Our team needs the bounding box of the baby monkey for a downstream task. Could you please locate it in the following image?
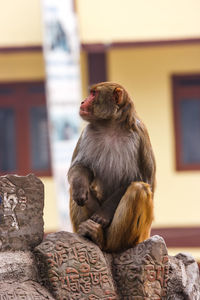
[68,82,156,252]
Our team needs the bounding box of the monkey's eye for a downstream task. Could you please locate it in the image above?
[91,90,96,96]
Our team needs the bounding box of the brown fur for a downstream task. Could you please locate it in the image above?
[68,82,156,252]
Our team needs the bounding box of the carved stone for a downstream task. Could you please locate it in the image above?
[0,174,55,299]
[0,174,44,251]
[35,232,200,300]
[0,251,55,299]
[0,281,55,300]
[112,235,169,299]
[34,231,118,300]
[168,253,200,299]
[0,174,200,299]
[0,251,38,282]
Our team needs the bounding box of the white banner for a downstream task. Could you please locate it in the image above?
[41,0,81,230]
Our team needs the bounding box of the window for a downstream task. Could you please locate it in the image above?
[172,74,200,170]
[0,108,16,171]
[0,81,51,176]
[88,51,107,86]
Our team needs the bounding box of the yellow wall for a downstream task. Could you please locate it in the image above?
[0,52,45,81]
[0,0,42,46]
[108,43,200,227]
[76,0,200,43]
[1,0,200,47]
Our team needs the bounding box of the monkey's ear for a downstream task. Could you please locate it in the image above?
[113,87,123,105]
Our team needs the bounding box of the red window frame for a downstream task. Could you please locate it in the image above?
[0,81,52,176]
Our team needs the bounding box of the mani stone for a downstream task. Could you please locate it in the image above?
[0,251,55,299]
[34,231,118,300]
[35,233,200,300]
[0,174,44,251]
[1,174,199,299]
[111,236,200,299]
[111,235,169,299]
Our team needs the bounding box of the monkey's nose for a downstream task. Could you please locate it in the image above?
[81,101,85,104]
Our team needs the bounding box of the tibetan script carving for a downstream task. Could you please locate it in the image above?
[34,231,117,300]
[0,176,27,230]
[0,174,199,299]
[112,235,168,299]
[0,174,44,251]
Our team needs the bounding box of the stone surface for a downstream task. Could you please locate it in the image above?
[111,235,169,299]
[0,174,199,299]
[167,253,200,299]
[0,251,38,282]
[0,174,44,251]
[0,251,55,299]
[34,231,118,300]
[0,281,55,299]
[35,233,200,300]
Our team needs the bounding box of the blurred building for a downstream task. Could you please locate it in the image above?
[0,0,200,260]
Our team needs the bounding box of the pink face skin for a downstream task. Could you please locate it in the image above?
[79,92,95,118]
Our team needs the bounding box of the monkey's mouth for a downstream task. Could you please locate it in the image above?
[80,97,94,117]
[79,107,91,117]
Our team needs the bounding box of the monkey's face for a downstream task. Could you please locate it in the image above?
[80,83,125,122]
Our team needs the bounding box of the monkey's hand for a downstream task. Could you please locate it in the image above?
[71,178,89,206]
[90,186,127,228]
[78,219,104,250]
[90,212,111,229]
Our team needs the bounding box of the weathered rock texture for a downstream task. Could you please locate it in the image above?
[0,174,55,299]
[168,253,200,299]
[112,235,169,299]
[34,231,117,300]
[35,232,200,300]
[0,251,38,282]
[0,281,55,300]
[0,174,200,300]
[0,174,44,251]
[0,251,55,299]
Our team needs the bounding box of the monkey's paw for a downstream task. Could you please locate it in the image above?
[90,214,110,229]
[78,219,104,250]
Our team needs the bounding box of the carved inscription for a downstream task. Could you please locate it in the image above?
[0,177,27,230]
[0,174,44,251]
[112,236,169,299]
[143,254,169,299]
[35,232,117,300]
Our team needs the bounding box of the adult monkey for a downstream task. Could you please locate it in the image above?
[68,82,156,252]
